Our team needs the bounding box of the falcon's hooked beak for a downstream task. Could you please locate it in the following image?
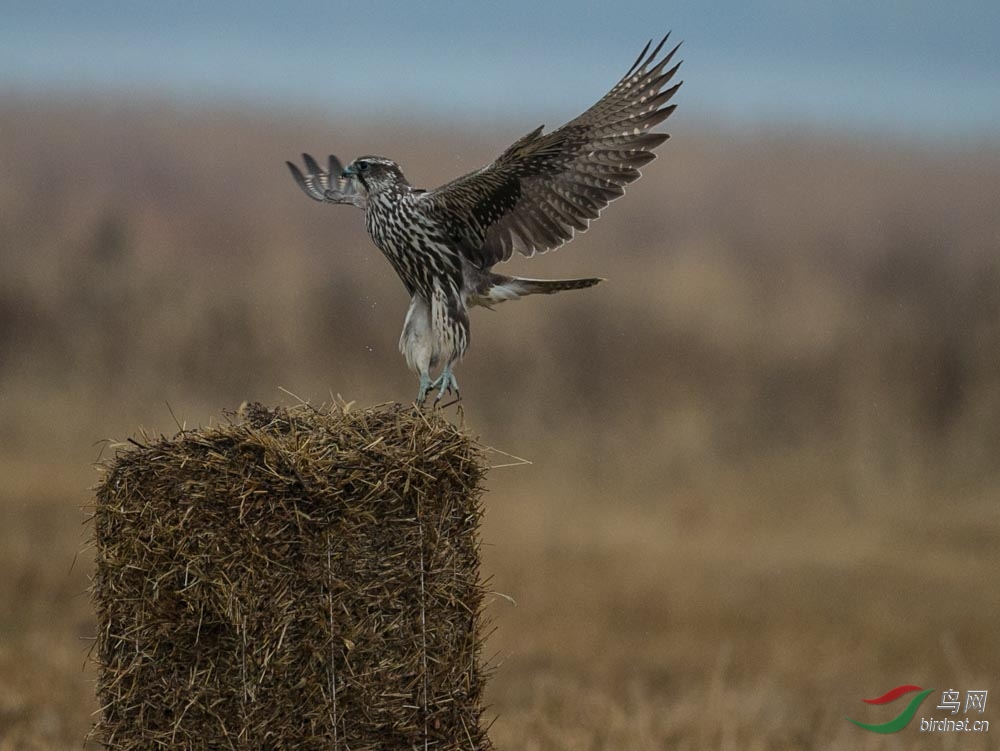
[340,162,368,198]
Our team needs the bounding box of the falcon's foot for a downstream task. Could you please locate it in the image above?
[431,366,460,405]
[415,372,434,407]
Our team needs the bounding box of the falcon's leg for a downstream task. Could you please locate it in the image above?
[400,295,438,406]
[417,372,434,405]
[428,283,469,406]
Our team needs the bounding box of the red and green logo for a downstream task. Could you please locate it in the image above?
[846,685,934,733]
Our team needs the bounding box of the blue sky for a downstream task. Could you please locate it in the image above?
[2,1,999,142]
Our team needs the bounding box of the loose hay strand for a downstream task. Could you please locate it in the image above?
[325,535,339,750]
[91,401,493,750]
[419,515,430,751]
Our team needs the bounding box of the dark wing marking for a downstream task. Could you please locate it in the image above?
[286,153,367,209]
[423,35,681,268]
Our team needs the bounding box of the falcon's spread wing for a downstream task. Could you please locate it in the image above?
[424,35,681,268]
[287,154,368,209]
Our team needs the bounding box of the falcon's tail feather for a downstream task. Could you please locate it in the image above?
[478,274,603,306]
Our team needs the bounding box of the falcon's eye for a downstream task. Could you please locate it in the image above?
[356,161,370,172]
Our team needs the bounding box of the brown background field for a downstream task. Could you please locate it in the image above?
[1,98,998,749]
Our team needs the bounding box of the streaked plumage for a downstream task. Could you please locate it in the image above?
[287,36,682,404]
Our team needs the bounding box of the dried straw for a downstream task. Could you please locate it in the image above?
[91,401,493,750]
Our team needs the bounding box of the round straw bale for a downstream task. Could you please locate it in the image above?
[91,402,492,750]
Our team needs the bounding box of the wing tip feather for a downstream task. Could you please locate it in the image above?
[626,38,654,77]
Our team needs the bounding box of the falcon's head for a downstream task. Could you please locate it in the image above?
[342,156,408,194]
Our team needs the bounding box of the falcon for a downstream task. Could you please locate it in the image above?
[288,36,681,404]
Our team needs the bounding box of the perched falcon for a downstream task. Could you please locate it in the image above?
[288,36,681,404]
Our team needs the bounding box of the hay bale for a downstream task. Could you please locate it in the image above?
[91,402,492,751]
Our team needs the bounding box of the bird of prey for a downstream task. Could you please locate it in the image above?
[288,36,681,405]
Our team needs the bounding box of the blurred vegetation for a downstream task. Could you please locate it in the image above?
[3,98,1000,503]
[0,97,998,749]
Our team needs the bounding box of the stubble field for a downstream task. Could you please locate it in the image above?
[1,98,998,749]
